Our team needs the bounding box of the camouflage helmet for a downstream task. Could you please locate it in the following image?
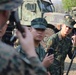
[0,0,23,10]
[63,15,76,28]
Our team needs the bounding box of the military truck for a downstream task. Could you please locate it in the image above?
[18,0,55,26]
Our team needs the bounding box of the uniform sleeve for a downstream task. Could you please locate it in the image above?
[67,39,76,59]
[0,42,48,75]
[0,55,48,75]
[68,46,76,59]
[46,36,53,51]
[28,57,48,75]
[0,54,26,75]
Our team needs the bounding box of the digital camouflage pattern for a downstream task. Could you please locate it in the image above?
[0,41,47,75]
[0,0,23,10]
[16,44,57,74]
[35,44,46,62]
[46,31,74,75]
[16,44,46,62]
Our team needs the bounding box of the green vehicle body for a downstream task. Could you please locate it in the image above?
[18,0,55,26]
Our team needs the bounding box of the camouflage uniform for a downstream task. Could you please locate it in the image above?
[30,18,48,61]
[0,0,47,75]
[46,15,76,75]
[30,18,47,61]
[46,32,73,75]
[16,18,48,62]
[16,44,46,62]
[35,44,46,62]
[16,18,49,73]
[0,41,48,75]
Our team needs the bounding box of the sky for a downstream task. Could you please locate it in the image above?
[51,0,62,3]
[44,0,62,3]
[52,0,62,2]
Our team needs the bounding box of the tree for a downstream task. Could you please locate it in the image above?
[62,0,76,11]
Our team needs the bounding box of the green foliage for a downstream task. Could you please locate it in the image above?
[62,0,76,11]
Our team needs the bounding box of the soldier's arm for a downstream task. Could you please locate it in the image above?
[46,36,53,52]
[28,57,48,75]
[68,34,76,59]
[68,46,76,59]
[67,46,73,59]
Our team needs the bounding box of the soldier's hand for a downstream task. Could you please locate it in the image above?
[16,27,37,57]
[42,53,54,68]
[47,71,51,75]
[71,34,76,47]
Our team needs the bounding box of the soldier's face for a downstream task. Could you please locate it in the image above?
[30,27,46,42]
[0,10,10,39]
[61,24,72,37]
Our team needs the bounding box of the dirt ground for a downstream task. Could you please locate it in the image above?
[64,56,76,75]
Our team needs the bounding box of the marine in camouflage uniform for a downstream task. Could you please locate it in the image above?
[30,18,47,61]
[16,18,54,75]
[0,0,48,75]
[46,15,76,75]
[16,18,47,62]
[30,18,54,66]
